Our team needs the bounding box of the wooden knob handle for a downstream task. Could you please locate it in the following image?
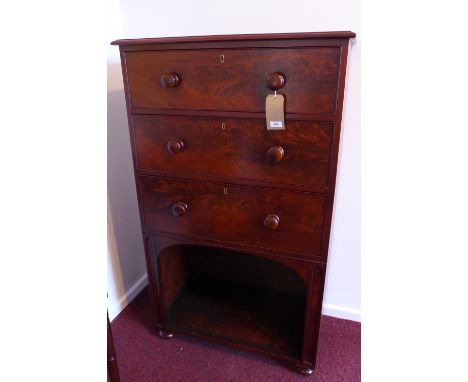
[266,145,285,162]
[166,139,184,154]
[161,73,180,88]
[264,214,280,230]
[172,202,188,217]
[267,72,286,90]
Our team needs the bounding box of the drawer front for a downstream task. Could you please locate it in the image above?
[140,176,327,257]
[125,48,341,115]
[133,115,332,188]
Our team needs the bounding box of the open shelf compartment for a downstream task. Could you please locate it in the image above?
[158,245,306,359]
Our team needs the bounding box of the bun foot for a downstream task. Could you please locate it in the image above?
[297,367,313,376]
[158,330,174,339]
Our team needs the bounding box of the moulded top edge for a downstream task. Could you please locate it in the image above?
[111,31,356,46]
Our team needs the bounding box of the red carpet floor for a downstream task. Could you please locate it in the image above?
[111,288,360,381]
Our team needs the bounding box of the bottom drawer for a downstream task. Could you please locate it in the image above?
[140,176,327,257]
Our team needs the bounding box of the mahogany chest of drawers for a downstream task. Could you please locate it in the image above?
[112,31,355,375]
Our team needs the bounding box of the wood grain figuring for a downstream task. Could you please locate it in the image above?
[113,31,355,374]
[125,48,340,115]
[132,115,333,188]
[140,176,326,257]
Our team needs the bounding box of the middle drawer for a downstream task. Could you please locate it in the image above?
[140,176,327,257]
[133,115,333,188]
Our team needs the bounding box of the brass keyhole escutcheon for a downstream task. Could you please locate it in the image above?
[223,187,228,195]
[220,54,225,63]
[221,122,226,130]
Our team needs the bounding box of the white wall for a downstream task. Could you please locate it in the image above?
[107,0,148,320]
[107,0,361,321]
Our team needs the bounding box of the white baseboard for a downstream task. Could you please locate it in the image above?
[108,273,148,321]
[322,303,361,322]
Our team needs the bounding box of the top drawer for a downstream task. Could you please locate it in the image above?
[124,48,341,115]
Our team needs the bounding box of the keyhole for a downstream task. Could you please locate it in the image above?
[223,187,228,195]
[220,54,225,63]
[221,122,226,130]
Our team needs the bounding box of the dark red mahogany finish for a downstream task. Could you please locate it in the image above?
[133,115,333,189]
[140,176,326,258]
[124,48,340,114]
[112,31,355,375]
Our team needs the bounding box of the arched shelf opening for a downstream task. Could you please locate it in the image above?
[157,244,307,359]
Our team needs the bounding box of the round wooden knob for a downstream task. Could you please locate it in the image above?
[161,73,180,88]
[166,139,184,154]
[264,214,280,230]
[266,145,285,162]
[172,202,188,217]
[267,72,286,90]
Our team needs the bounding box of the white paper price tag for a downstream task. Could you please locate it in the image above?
[265,94,285,130]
